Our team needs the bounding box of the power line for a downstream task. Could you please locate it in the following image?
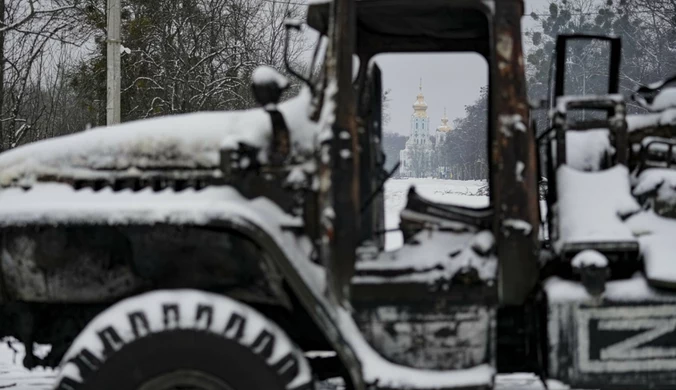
[528,10,663,17]
[261,0,308,6]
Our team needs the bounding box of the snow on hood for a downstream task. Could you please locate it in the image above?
[0,87,317,186]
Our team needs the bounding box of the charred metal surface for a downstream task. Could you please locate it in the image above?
[496,298,548,375]
[324,0,360,306]
[0,225,289,306]
[220,144,310,216]
[633,137,676,173]
[352,272,496,371]
[267,109,291,165]
[3,169,223,191]
[0,227,141,302]
[353,304,494,371]
[492,0,540,305]
[359,63,386,250]
[549,301,676,390]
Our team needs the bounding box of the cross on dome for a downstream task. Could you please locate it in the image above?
[413,77,428,117]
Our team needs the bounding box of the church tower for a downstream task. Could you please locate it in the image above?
[409,78,431,145]
[435,107,452,145]
[400,78,433,178]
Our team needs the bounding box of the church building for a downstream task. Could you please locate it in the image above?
[399,80,453,178]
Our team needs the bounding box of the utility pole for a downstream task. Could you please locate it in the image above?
[106,0,121,126]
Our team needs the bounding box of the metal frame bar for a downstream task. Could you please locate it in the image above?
[554,34,622,98]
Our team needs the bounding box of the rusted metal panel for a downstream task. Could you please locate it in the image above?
[353,304,495,370]
[492,0,540,305]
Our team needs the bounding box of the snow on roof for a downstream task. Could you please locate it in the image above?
[0,87,317,186]
[555,165,640,252]
[565,129,613,171]
[627,108,676,132]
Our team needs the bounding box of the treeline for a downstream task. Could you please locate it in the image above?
[0,0,306,151]
[527,0,676,125]
[437,86,488,172]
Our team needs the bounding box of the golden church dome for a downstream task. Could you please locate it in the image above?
[412,78,428,118]
[436,107,452,133]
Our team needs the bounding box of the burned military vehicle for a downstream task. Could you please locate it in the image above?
[0,0,674,389]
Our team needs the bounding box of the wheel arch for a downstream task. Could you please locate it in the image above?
[207,218,364,390]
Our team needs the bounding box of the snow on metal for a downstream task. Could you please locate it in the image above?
[544,274,676,303]
[0,184,302,227]
[633,168,676,206]
[626,211,676,287]
[0,87,318,186]
[650,87,676,111]
[355,228,497,284]
[627,108,676,132]
[571,250,608,269]
[565,129,613,171]
[252,65,290,90]
[555,165,639,252]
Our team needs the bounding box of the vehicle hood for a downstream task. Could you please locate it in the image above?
[0,88,318,187]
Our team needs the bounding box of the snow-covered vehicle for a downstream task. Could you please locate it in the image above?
[0,1,674,390]
[539,34,676,389]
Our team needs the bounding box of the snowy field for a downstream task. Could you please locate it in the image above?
[0,179,574,389]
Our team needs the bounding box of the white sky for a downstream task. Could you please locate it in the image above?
[373,53,488,135]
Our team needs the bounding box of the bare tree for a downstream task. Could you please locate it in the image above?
[70,0,308,123]
[0,0,87,150]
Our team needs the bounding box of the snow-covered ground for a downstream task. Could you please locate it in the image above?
[0,178,575,389]
[0,340,55,389]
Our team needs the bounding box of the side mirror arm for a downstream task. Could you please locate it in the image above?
[251,66,292,165]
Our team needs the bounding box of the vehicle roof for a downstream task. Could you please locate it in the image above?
[307,0,494,56]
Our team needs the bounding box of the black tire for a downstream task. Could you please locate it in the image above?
[54,290,314,390]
